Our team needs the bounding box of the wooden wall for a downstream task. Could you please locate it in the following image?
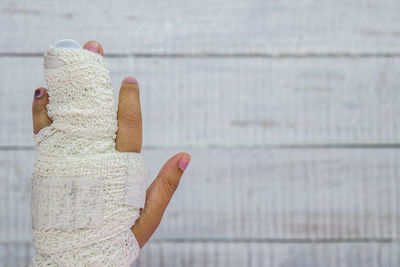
[1,0,400,266]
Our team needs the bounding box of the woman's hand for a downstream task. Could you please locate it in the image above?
[32,40,191,248]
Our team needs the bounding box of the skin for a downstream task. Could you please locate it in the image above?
[31,40,191,248]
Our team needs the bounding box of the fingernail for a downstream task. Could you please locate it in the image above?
[34,88,43,99]
[123,76,138,84]
[84,42,99,53]
[178,155,191,172]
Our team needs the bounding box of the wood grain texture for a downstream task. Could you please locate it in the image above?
[2,242,400,267]
[1,57,400,147]
[1,0,400,55]
[1,148,400,243]
[2,1,400,265]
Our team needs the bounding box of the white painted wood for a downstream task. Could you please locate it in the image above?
[1,0,400,54]
[2,0,399,265]
[1,57,400,146]
[0,243,34,267]
[137,242,400,267]
[2,241,400,267]
[1,148,400,242]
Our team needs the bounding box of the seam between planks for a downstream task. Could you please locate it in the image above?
[2,52,400,58]
[1,238,400,244]
[3,144,400,151]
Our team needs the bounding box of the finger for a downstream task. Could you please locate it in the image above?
[132,152,191,248]
[83,40,104,56]
[116,77,142,152]
[32,87,52,134]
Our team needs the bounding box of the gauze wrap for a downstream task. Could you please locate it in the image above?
[31,46,147,266]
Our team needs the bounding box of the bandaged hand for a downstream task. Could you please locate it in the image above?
[31,40,191,266]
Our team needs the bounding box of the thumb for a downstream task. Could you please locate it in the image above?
[132,152,191,248]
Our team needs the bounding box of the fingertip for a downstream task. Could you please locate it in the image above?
[33,87,47,100]
[32,88,49,109]
[122,76,138,84]
[32,87,51,134]
[180,152,191,159]
[178,153,191,172]
[120,76,139,94]
[83,40,104,56]
[32,88,49,113]
[167,152,190,166]
[163,152,191,173]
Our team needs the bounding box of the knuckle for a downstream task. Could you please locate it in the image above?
[162,176,179,197]
[120,109,142,126]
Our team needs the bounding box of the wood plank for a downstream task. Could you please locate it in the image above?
[137,242,400,267]
[1,0,400,54]
[1,148,400,242]
[1,57,400,147]
[1,241,400,267]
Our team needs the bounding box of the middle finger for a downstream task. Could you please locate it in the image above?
[116,77,143,152]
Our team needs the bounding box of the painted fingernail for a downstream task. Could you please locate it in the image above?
[178,155,191,172]
[84,42,99,53]
[123,76,138,84]
[34,88,43,99]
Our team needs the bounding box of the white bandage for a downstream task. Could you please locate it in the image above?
[31,42,147,266]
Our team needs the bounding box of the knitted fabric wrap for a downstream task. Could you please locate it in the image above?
[31,47,147,266]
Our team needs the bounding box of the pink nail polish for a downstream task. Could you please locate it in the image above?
[123,76,138,84]
[84,42,99,53]
[178,156,191,171]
